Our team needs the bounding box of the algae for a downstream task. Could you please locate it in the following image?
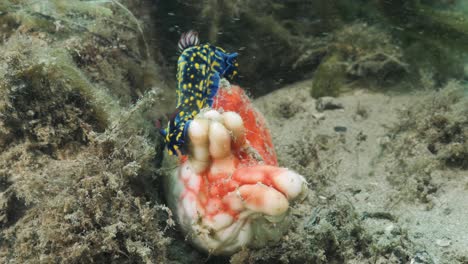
[384,81,468,204]
[372,0,468,84]
[0,0,176,263]
[153,0,467,97]
[310,54,346,98]
[154,0,331,96]
[310,23,407,98]
[230,199,416,264]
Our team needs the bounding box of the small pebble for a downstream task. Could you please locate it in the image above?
[312,113,325,120]
[435,238,451,247]
[334,126,347,132]
[316,97,344,112]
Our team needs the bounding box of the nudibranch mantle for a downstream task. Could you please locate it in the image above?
[162,43,238,156]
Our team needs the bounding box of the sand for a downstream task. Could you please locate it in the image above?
[244,79,468,263]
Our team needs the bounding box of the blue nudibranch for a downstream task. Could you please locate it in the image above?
[161,31,239,156]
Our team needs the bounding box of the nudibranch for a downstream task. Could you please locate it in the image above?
[161,30,238,156]
[162,31,308,255]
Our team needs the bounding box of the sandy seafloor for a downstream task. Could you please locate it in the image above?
[250,80,468,264]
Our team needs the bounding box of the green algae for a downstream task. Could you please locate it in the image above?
[310,54,346,98]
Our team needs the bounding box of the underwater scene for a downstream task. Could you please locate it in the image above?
[0,0,467,263]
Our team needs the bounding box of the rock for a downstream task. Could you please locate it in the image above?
[316,97,344,112]
[410,251,435,264]
[312,113,326,120]
[334,126,347,133]
[435,238,451,247]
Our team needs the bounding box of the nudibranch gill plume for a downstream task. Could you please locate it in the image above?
[161,31,239,156]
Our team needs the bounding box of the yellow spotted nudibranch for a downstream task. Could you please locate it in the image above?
[161,31,239,156]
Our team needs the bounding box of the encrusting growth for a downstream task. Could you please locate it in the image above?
[161,31,308,255]
[163,67,307,254]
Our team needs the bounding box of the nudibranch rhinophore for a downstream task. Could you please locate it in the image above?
[162,31,308,255]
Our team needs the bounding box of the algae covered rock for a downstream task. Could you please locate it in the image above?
[310,54,346,98]
[311,23,407,98]
[392,81,468,170]
[335,24,407,83]
[0,0,175,263]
